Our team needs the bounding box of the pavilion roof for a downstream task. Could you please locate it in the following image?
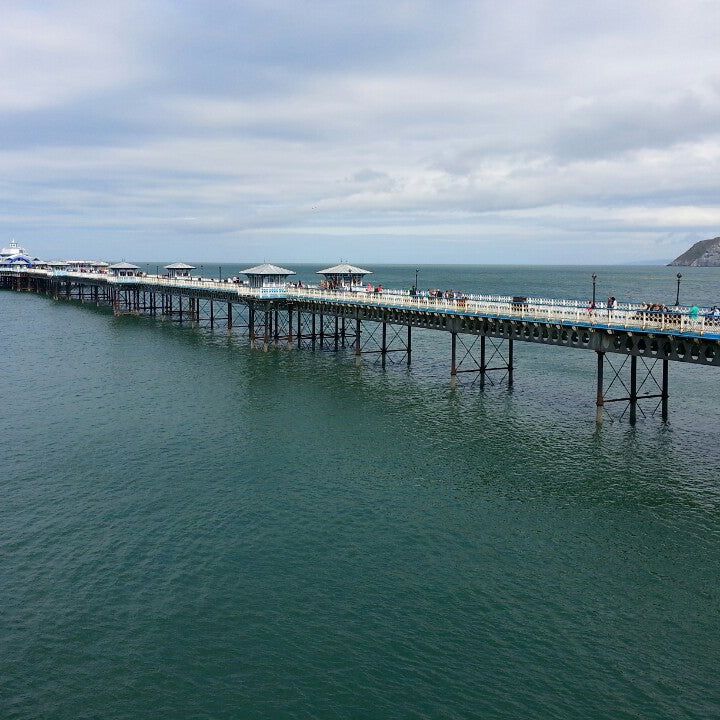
[316,263,372,275]
[108,262,140,270]
[240,263,295,276]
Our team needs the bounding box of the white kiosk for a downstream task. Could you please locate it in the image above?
[165,262,196,278]
[316,263,372,290]
[108,262,142,277]
[240,263,296,289]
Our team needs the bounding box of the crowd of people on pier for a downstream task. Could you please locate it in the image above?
[409,286,467,301]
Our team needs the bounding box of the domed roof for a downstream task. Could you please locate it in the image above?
[1,240,28,257]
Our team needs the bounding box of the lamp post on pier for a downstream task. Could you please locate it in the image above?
[415,268,419,291]
[591,273,597,305]
[675,273,682,306]
[219,266,223,282]
[155,265,159,276]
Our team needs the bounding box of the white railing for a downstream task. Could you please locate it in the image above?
[3,267,719,336]
[285,287,720,337]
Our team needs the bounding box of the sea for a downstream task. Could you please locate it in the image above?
[2,264,719,719]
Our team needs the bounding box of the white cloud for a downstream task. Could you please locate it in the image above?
[0,2,150,112]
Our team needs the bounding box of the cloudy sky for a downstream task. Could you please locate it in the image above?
[3,0,720,264]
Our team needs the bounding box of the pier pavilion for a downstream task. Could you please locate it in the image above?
[0,253,34,268]
[67,260,110,273]
[241,264,295,288]
[3,263,720,423]
[317,263,372,289]
[165,262,195,278]
[108,262,142,277]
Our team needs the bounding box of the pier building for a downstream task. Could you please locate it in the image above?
[241,264,295,289]
[67,260,110,273]
[165,262,195,278]
[0,240,28,261]
[317,263,372,289]
[108,262,142,277]
[3,262,720,423]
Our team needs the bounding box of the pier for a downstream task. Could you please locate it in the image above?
[3,266,719,423]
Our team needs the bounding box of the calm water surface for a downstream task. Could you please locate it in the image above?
[2,265,719,719]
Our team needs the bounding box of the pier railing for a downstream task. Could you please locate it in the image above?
[287,287,720,337]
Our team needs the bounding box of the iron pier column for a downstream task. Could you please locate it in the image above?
[661,359,669,421]
[451,332,457,376]
[480,335,486,388]
[596,350,604,424]
[629,354,638,423]
[228,302,233,331]
[508,338,514,387]
[381,320,387,368]
[407,324,412,366]
[355,317,361,356]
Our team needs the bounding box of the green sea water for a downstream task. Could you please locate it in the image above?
[2,265,720,719]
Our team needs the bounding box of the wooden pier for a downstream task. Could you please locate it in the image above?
[3,267,719,423]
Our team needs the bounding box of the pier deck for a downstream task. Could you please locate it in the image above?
[3,267,719,422]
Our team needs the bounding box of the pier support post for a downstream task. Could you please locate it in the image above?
[312,313,317,350]
[629,354,638,424]
[480,335,486,388]
[319,312,324,348]
[297,310,302,349]
[288,306,294,346]
[661,359,669,421]
[334,316,339,351]
[407,324,412,366]
[264,310,270,351]
[381,321,388,368]
[341,317,347,347]
[451,332,457,376]
[596,351,605,424]
[355,317,361,356]
[508,338,514,388]
[228,302,233,331]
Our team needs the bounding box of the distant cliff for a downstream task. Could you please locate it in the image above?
[668,236,720,266]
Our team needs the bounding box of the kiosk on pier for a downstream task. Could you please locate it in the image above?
[241,264,295,288]
[108,262,142,277]
[317,263,372,290]
[165,262,195,278]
